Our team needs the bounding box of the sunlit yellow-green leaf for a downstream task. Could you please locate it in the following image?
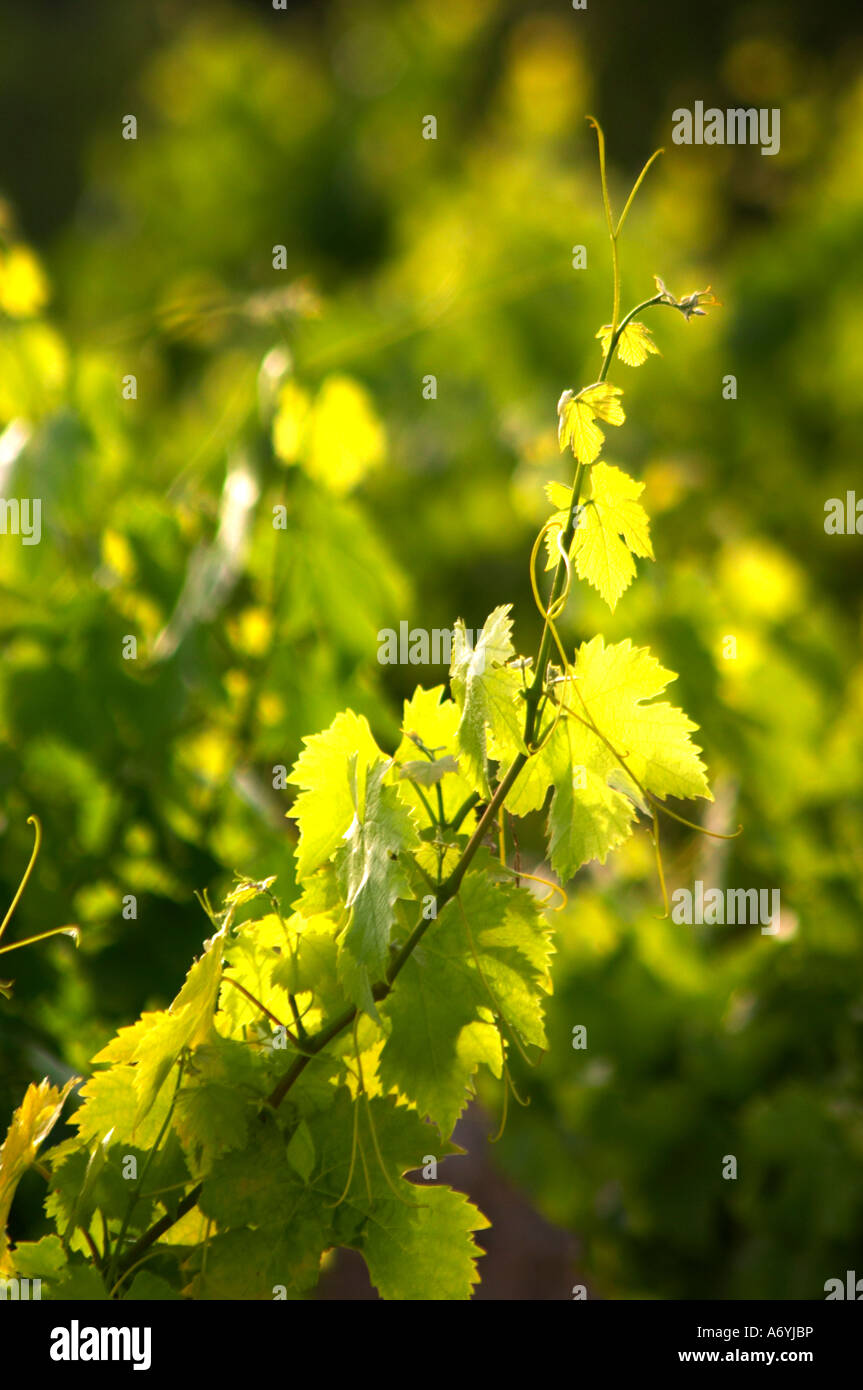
[362,1186,490,1301]
[130,924,228,1123]
[336,760,419,1017]
[544,463,654,609]
[498,637,712,878]
[596,321,660,367]
[394,686,478,831]
[450,606,526,794]
[557,383,625,465]
[0,1078,76,1265]
[288,710,384,880]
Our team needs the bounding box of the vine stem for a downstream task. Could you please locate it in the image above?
[587,114,663,343]
[590,116,620,337]
[112,1183,203,1287]
[0,816,41,945]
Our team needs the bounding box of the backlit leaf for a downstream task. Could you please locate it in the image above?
[596,320,660,367]
[557,383,625,465]
[288,711,384,880]
[545,463,654,609]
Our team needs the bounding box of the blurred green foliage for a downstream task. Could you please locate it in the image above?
[1,0,861,1297]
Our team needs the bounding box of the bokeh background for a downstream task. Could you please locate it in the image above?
[1,0,862,1299]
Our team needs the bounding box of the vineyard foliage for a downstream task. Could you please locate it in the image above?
[1,3,862,1301]
[0,118,725,1298]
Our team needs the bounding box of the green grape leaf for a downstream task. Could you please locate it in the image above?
[130,923,227,1124]
[199,1090,454,1289]
[0,1078,76,1263]
[5,1234,67,1281]
[270,912,347,1025]
[378,869,552,1133]
[285,1119,316,1182]
[217,914,294,1036]
[399,755,459,786]
[498,739,558,817]
[174,1038,268,1170]
[557,383,625,465]
[67,1063,172,1152]
[450,606,526,794]
[200,1113,307,1229]
[291,861,343,918]
[378,939,492,1137]
[307,1091,463,1233]
[394,688,477,830]
[224,875,277,908]
[546,637,712,879]
[288,710,383,880]
[44,1263,109,1301]
[126,1272,182,1300]
[596,321,661,367]
[573,637,712,800]
[362,1186,490,1301]
[46,1130,188,1241]
[182,1225,325,1300]
[90,1013,163,1065]
[336,760,420,1017]
[545,463,654,610]
[546,715,637,877]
